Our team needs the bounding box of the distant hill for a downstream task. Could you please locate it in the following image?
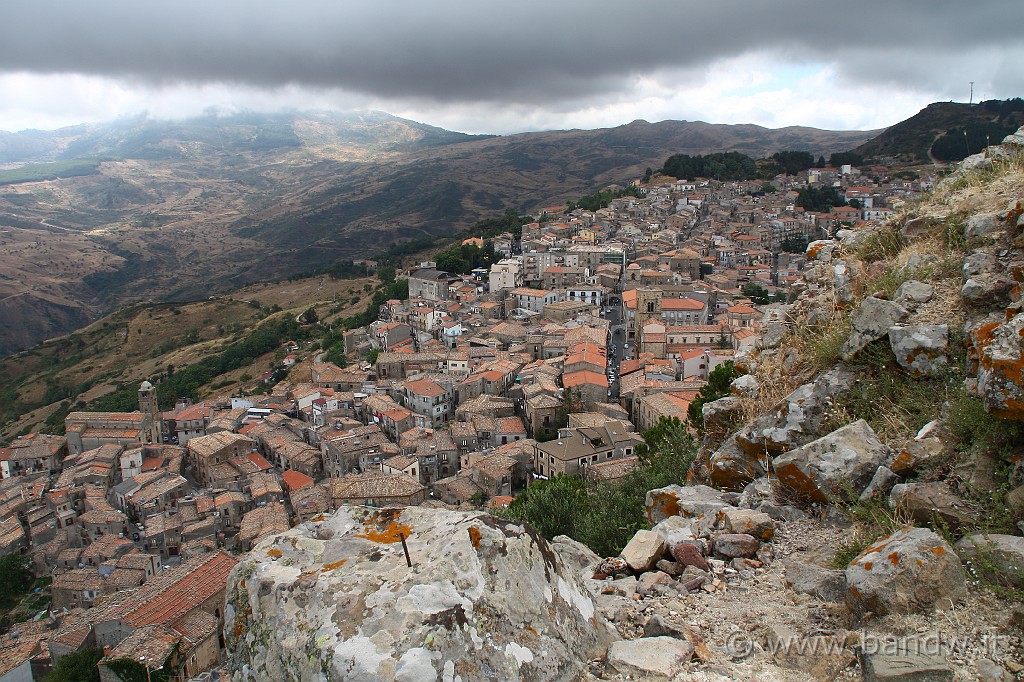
[0,111,876,356]
[852,99,1024,165]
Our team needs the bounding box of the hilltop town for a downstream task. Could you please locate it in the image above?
[0,156,946,680]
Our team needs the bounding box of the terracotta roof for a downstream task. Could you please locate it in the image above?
[111,551,238,628]
[281,469,315,491]
[562,370,609,388]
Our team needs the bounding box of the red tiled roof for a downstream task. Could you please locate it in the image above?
[119,551,238,628]
[282,469,315,491]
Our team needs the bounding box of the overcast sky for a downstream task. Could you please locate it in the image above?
[0,1,1021,135]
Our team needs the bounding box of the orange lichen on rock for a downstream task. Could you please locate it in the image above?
[929,544,946,557]
[863,562,873,571]
[267,548,282,557]
[646,491,681,523]
[888,551,901,566]
[355,510,412,544]
[468,526,482,549]
[322,559,347,571]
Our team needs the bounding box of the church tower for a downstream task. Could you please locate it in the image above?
[635,287,662,329]
[138,381,162,444]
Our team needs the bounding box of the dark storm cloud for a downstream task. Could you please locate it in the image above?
[0,0,1019,104]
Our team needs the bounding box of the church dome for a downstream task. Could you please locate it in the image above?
[139,380,154,391]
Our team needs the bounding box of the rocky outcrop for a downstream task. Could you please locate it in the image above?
[225,506,613,681]
[845,527,965,616]
[888,324,948,376]
[773,419,890,503]
[840,297,909,361]
[734,367,855,458]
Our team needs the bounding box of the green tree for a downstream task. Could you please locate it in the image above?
[366,348,381,366]
[302,307,319,324]
[43,648,103,682]
[741,282,770,305]
[501,474,589,539]
[0,553,32,606]
[687,361,739,432]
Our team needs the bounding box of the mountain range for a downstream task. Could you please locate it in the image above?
[0,106,942,356]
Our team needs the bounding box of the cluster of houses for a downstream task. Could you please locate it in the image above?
[0,160,931,681]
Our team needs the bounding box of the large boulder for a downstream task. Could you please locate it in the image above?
[783,560,847,603]
[620,530,667,572]
[888,482,979,529]
[773,419,890,504]
[645,484,731,525]
[846,527,966,616]
[734,367,855,458]
[707,436,768,491]
[971,313,1024,419]
[888,324,948,377]
[606,636,692,680]
[225,506,612,681]
[956,534,1024,588]
[840,297,909,361]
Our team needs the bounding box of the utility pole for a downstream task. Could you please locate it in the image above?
[970,82,974,105]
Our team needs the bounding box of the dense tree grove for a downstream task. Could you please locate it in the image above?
[434,241,497,274]
[566,186,643,212]
[828,151,865,167]
[795,185,847,212]
[660,152,758,181]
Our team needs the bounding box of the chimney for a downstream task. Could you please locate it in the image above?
[103,645,111,657]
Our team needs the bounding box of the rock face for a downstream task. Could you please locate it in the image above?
[773,419,889,503]
[645,484,730,525]
[606,636,692,680]
[619,530,667,572]
[846,527,965,616]
[225,506,612,681]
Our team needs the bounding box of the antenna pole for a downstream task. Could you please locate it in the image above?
[970,82,974,105]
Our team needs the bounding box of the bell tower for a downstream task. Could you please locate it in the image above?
[635,287,662,328]
[138,381,162,444]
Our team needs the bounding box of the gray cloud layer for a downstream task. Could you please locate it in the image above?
[1,1,1021,105]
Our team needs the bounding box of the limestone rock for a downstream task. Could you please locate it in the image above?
[773,419,889,504]
[840,297,909,361]
[620,529,667,572]
[784,559,847,602]
[806,239,839,262]
[976,658,1013,682]
[735,367,854,458]
[889,482,979,529]
[1003,126,1024,147]
[758,321,787,349]
[888,324,948,376]
[719,509,774,541]
[834,260,853,303]
[701,396,744,429]
[643,614,689,639]
[225,506,611,681]
[890,437,945,476]
[645,484,731,525]
[965,213,1001,240]
[606,636,693,680]
[713,533,759,559]
[859,466,900,502]
[893,279,934,305]
[962,273,1014,304]
[901,216,933,239]
[971,312,1024,419]
[731,373,760,397]
[650,515,697,547]
[846,527,965,616]
[859,649,954,681]
[707,435,768,491]
[956,534,1024,588]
